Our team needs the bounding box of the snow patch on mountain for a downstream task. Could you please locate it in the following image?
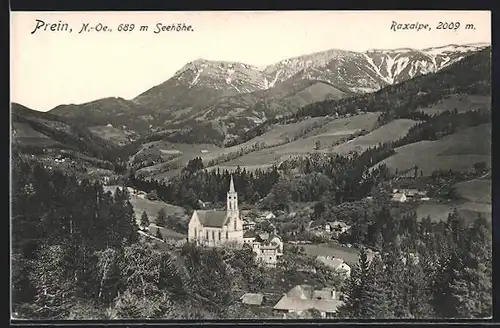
[189,69,202,88]
[169,43,488,97]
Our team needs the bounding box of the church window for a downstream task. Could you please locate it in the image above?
[218,231,221,240]
[194,229,197,238]
[212,231,215,240]
[206,231,209,240]
[234,220,237,230]
[226,231,228,239]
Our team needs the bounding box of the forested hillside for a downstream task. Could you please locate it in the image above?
[12,103,121,162]
[10,153,275,319]
[296,47,490,123]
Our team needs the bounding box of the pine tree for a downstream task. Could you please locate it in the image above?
[29,244,74,319]
[140,211,149,229]
[94,248,122,304]
[431,251,462,318]
[155,229,163,240]
[359,255,391,318]
[155,208,167,227]
[381,241,408,318]
[450,215,492,318]
[338,247,390,318]
[404,253,434,318]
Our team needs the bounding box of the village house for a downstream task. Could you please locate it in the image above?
[136,190,147,199]
[187,175,244,247]
[273,285,343,318]
[240,293,264,306]
[391,192,407,202]
[324,221,351,234]
[259,211,276,220]
[315,256,352,278]
[243,231,284,268]
[243,219,256,231]
[392,188,428,202]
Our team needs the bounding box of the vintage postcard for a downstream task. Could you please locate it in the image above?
[10,10,492,321]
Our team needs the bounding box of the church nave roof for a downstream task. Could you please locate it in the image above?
[195,210,228,228]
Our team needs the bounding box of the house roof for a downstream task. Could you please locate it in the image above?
[273,296,343,313]
[257,232,270,241]
[326,221,349,228]
[392,193,406,199]
[313,289,334,300]
[287,285,314,299]
[316,256,349,271]
[243,230,257,238]
[260,244,280,250]
[195,210,228,228]
[240,293,264,305]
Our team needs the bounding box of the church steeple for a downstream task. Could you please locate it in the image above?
[227,175,238,214]
[229,174,235,193]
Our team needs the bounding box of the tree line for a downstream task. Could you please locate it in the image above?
[127,139,395,211]
[338,209,491,319]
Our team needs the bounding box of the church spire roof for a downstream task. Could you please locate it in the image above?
[229,174,235,193]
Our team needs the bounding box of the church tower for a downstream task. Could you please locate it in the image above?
[226,175,243,244]
[227,175,239,215]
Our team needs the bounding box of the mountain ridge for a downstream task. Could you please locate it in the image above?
[17,43,488,139]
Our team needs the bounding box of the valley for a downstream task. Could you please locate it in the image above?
[10,8,493,322]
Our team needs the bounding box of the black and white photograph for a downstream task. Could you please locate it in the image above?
[10,10,492,321]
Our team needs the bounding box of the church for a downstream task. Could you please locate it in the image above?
[188,175,244,247]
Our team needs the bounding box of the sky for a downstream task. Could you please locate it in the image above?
[11,11,491,111]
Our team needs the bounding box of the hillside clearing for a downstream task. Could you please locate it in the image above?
[454,178,491,204]
[417,94,490,115]
[140,117,330,176]
[207,113,386,171]
[12,122,61,147]
[148,225,186,240]
[415,201,491,223]
[103,185,186,221]
[148,114,377,176]
[328,119,418,155]
[374,124,491,176]
[297,243,364,266]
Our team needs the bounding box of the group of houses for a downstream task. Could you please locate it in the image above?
[184,176,357,317]
[315,256,351,277]
[309,220,352,240]
[187,176,284,267]
[324,221,350,235]
[391,188,429,202]
[242,231,284,268]
[240,284,344,318]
